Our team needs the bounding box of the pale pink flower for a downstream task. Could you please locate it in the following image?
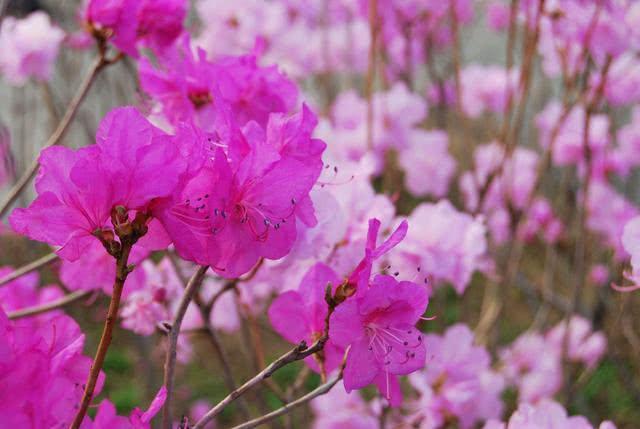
[0,11,65,85]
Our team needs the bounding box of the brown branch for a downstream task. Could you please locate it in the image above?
[0,53,114,218]
[69,242,134,429]
[0,252,58,287]
[192,338,328,429]
[7,290,92,320]
[365,0,379,150]
[162,265,210,429]
[229,372,344,429]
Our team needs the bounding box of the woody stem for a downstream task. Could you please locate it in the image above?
[69,242,133,429]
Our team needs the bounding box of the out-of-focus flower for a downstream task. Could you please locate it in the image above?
[536,102,610,168]
[586,181,639,261]
[0,11,65,86]
[500,332,562,403]
[408,324,504,428]
[487,1,511,31]
[311,381,378,429]
[83,0,186,57]
[484,399,616,429]
[392,200,488,294]
[546,316,606,369]
[619,215,640,290]
[459,65,518,118]
[398,129,456,198]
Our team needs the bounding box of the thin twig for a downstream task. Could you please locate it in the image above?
[365,0,379,150]
[162,265,210,429]
[193,338,328,429]
[193,292,252,420]
[69,242,134,429]
[7,290,92,320]
[229,373,344,429]
[0,252,58,287]
[0,54,110,218]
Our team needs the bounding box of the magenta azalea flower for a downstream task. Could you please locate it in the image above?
[269,262,345,374]
[329,274,429,406]
[160,105,325,277]
[83,0,185,57]
[139,37,297,130]
[10,107,186,261]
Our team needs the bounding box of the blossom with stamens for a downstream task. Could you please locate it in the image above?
[10,107,186,261]
[329,274,429,406]
[159,105,325,277]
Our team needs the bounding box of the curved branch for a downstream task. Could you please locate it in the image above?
[69,242,134,429]
[0,253,58,287]
[0,54,110,218]
[230,373,343,429]
[162,265,210,429]
[193,338,327,429]
[7,290,91,320]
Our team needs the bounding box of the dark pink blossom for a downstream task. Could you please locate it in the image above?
[329,274,429,406]
[269,263,345,373]
[161,106,325,277]
[10,107,185,261]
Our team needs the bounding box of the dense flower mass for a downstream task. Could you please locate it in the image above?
[2,0,639,427]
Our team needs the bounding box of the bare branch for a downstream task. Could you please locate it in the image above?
[7,290,92,320]
[0,253,59,287]
[229,373,343,429]
[162,265,210,429]
[192,338,328,429]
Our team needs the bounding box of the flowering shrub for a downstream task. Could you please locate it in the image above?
[0,0,639,428]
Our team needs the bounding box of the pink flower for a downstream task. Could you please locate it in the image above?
[83,0,185,56]
[459,65,518,118]
[120,258,183,334]
[160,106,325,278]
[10,107,185,261]
[139,38,296,130]
[408,324,504,428]
[536,101,610,167]
[546,316,607,369]
[0,11,65,86]
[398,129,456,198]
[499,332,562,403]
[0,308,103,427]
[136,0,186,53]
[84,0,139,56]
[87,386,167,428]
[487,1,511,31]
[619,215,640,289]
[9,145,114,261]
[311,381,377,429]
[269,262,345,374]
[392,200,488,294]
[500,399,605,429]
[59,239,147,297]
[586,181,639,261]
[329,274,429,406]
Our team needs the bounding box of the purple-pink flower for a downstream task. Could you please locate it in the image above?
[10,107,186,261]
[269,262,345,374]
[160,105,325,278]
[329,274,429,406]
[0,11,65,86]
